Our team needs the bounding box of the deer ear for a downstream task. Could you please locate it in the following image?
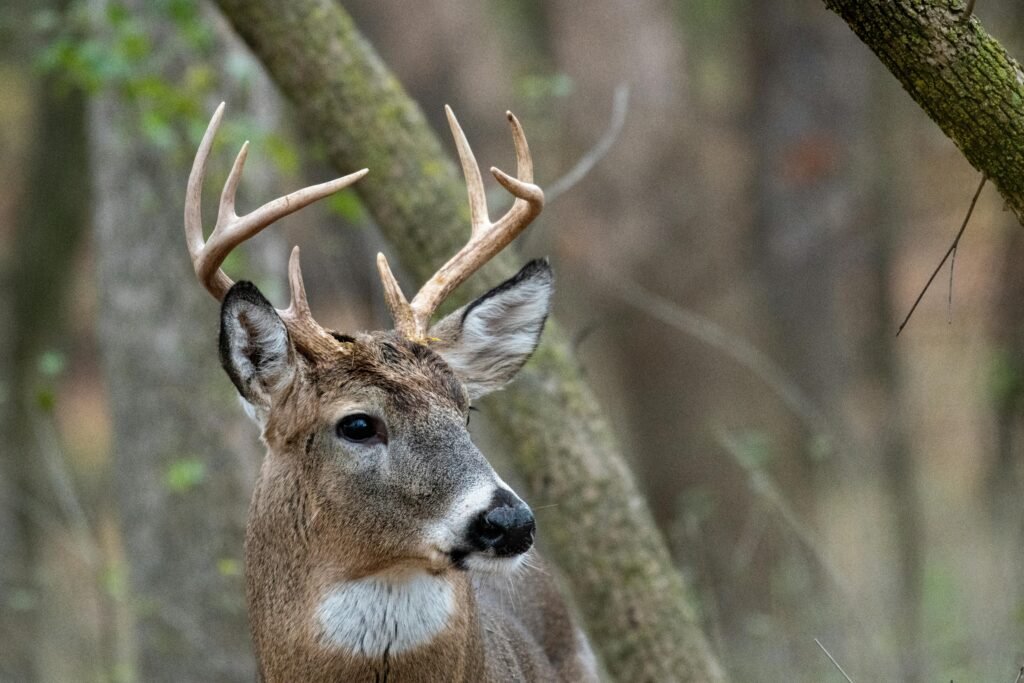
[429,259,553,399]
[219,281,295,413]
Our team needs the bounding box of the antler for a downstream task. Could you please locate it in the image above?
[185,102,367,349]
[376,106,544,341]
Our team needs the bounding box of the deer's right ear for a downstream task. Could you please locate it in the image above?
[219,281,295,412]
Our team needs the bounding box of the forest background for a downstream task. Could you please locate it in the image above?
[1,0,1023,681]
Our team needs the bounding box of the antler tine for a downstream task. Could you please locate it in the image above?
[379,108,544,342]
[489,110,543,234]
[445,105,490,238]
[375,253,415,335]
[185,102,225,284]
[185,103,369,350]
[218,138,249,227]
[186,103,368,302]
[279,246,312,323]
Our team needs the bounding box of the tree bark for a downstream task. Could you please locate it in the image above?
[90,83,256,683]
[213,1,725,680]
[88,2,289,679]
[0,0,91,676]
[823,0,1024,224]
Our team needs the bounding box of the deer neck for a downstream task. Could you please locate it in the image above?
[244,459,487,682]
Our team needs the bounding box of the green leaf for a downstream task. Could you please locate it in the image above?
[102,563,128,600]
[140,109,175,149]
[217,558,242,577]
[37,350,67,377]
[327,189,366,222]
[164,457,206,493]
[105,1,129,27]
[516,72,574,102]
[988,347,1023,408]
[264,132,299,175]
[35,388,56,412]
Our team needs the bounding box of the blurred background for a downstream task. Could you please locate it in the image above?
[1,0,1023,681]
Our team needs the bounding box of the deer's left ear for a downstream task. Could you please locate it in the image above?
[219,281,296,414]
[429,259,553,399]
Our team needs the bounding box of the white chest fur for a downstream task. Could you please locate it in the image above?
[315,573,456,657]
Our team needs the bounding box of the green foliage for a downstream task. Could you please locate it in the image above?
[101,562,128,600]
[988,346,1024,411]
[216,557,242,577]
[33,349,67,412]
[716,427,775,471]
[164,457,206,493]
[34,387,56,412]
[327,189,367,222]
[37,349,66,377]
[33,0,302,168]
[515,72,574,104]
[35,0,213,147]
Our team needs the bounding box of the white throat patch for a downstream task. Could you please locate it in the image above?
[316,573,455,657]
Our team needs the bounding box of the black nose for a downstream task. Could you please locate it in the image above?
[468,490,535,557]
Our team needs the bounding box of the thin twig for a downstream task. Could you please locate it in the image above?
[545,83,630,203]
[947,234,958,324]
[604,272,837,447]
[571,321,601,353]
[33,411,98,561]
[717,430,855,605]
[815,638,855,683]
[896,175,985,336]
[1014,665,1023,683]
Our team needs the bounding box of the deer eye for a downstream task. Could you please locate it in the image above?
[336,414,385,444]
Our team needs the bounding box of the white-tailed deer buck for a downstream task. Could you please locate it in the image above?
[184,103,598,682]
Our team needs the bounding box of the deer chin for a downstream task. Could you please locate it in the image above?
[448,548,528,575]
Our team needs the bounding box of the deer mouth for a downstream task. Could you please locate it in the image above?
[448,547,531,575]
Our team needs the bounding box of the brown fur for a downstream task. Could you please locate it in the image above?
[241,332,596,682]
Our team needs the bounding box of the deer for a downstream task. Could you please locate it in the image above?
[184,102,599,682]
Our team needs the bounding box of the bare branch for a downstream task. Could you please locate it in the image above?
[602,271,837,447]
[896,175,986,336]
[545,84,631,203]
[814,638,855,683]
[823,1,1024,224]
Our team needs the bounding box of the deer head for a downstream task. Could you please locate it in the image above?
[184,104,550,660]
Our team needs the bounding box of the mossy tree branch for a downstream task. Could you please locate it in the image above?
[212,0,724,680]
[823,0,1024,223]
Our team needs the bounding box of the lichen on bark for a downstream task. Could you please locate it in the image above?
[213,0,725,680]
[824,0,1024,223]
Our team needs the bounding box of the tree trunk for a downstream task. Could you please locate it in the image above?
[212,1,724,680]
[822,0,1024,225]
[858,75,925,683]
[0,0,91,677]
[88,2,288,679]
[90,84,256,683]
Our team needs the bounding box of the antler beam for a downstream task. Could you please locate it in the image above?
[377,107,544,342]
[184,102,367,347]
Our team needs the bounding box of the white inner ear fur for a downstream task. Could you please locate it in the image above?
[437,273,551,399]
[316,573,455,657]
[223,303,294,419]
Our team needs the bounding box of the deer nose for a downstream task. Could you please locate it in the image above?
[468,491,535,557]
